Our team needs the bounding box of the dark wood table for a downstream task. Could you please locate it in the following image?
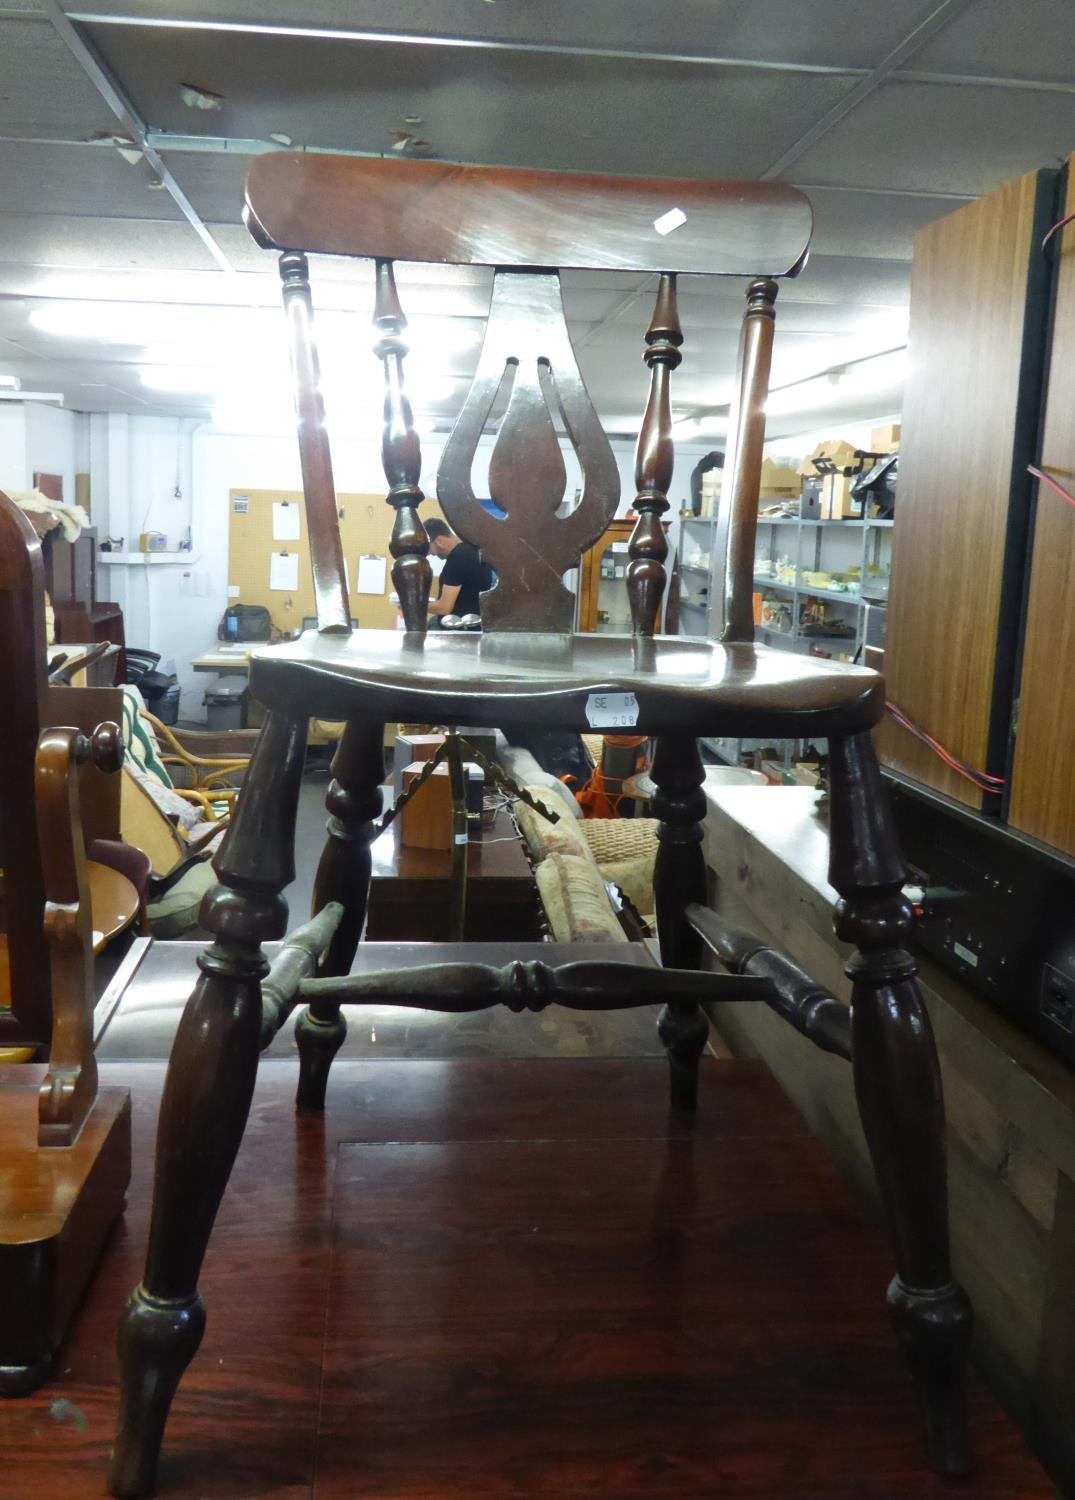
[367,797,543,941]
[0,1056,1053,1497]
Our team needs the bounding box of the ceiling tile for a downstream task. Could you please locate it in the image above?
[800,186,964,259]
[906,0,1075,86]
[88,23,860,179]
[0,17,118,138]
[0,212,217,272]
[782,79,1075,196]
[159,148,250,222]
[0,141,182,218]
[70,0,934,69]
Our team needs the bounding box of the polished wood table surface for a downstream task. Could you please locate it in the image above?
[367,798,543,941]
[0,1056,1053,1497]
[190,644,252,674]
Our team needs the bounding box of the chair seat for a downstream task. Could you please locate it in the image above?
[249,629,883,738]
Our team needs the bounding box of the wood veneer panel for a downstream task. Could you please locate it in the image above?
[1009,163,1075,854]
[880,168,1055,808]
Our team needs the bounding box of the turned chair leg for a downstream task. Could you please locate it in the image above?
[828,731,973,1475]
[295,718,384,1112]
[651,733,709,1113]
[109,713,308,1499]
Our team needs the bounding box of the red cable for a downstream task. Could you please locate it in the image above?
[1042,209,1075,255]
[885,702,1004,791]
[1028,464,1075,508]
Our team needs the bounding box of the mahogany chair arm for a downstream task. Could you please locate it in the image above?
[35,720,123,1147]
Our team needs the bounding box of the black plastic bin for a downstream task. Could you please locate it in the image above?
[204,677,248,731]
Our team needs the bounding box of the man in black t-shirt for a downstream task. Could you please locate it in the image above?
[425,517,493,622]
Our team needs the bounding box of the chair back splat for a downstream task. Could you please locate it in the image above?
[246,154,813,639]
[438,268,619,632]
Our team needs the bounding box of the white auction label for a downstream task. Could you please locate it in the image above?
[585,691,639,729]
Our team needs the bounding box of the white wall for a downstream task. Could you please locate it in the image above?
[24,404,80,502]
[0,403,28,491]
[0,401,82,501]
[90,415,712,720]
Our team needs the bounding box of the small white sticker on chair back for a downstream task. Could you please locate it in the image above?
[653,207,687,236]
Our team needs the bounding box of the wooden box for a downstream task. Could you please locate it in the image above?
[401,761,453,851]
[393,732,445,796]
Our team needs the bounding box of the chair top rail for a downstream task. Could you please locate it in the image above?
[245,154,812,278]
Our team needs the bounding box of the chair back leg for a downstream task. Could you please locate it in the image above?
[828,730,973,1474]
[297,718,385,1112]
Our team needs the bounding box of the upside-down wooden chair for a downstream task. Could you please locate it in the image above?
[110,155,972,1496]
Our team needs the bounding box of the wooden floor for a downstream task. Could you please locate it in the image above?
[0,1057,1055,1498]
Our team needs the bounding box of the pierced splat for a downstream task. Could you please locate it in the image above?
[438,270,619,632]
[628,274,682,635]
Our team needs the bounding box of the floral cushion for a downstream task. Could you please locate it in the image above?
[535,852,628,945]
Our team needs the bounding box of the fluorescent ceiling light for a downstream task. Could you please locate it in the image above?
[764,348,907,418]
[0,390,63,404]
[30,300,478,355]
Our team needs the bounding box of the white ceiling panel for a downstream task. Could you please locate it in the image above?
[0,213,218,273]
[68,0,935,70]
[86,23,860,179]
[800,185,965,259]
[783,79,1075,196]
[159,148,252,222]
[906,0,1075,86]
[0,140,182,218]
[0,16,117,138]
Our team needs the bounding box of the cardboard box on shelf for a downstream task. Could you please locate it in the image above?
[798,439,860,479]
[821,471,857,519]
[870,422,901,453]
[758,459,800,499]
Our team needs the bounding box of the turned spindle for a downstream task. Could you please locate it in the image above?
[374,259,431,633]
[278,251,351,633]
[628,273,682,636]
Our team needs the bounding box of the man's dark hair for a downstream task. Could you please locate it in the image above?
[424,517,454,542]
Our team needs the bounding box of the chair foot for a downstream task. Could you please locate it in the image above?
[109,1288,206,1498]
[295,1005,347,1112]
[889,1275,973,1475]
[658,1002,708,1114]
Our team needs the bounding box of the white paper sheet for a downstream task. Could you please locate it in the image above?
[269,552,299,591]
[357,555,388,595]
[272,502,301,541]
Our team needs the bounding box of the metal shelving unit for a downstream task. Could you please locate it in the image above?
[672,508,896,771]
[752,514,894,657]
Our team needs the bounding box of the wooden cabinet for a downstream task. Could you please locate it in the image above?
[577,518,635,632]
[878,165,1059,810]
[45,527,125,682]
